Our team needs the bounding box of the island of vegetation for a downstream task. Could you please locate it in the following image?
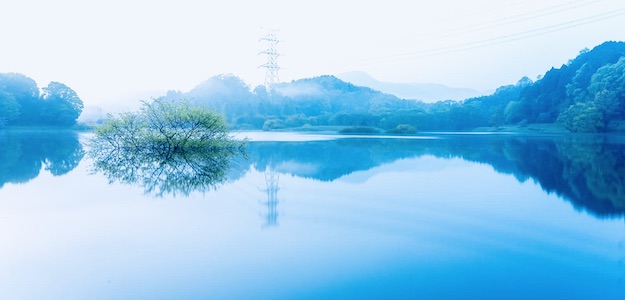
[87,98,247,196]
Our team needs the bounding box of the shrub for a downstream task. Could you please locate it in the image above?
[386,124,417,134]
[339,126,380,134]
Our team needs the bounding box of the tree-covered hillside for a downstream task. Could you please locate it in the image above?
[163,74,426,131]
[159,40,625,133]
[418,41,625,132]
[508,41,625,131]
[0,73,84,127]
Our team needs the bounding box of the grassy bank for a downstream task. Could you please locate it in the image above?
[472,123,570,133]
[1,124,94,132]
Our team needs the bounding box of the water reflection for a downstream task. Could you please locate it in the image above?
[3,130,622,219]
[88,140,245,197]
[260,169,280,227]
[240,134,625,219]
[0,130,84,188]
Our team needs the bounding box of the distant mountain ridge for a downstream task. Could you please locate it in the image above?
[336,71,482,102]
[81,40,625,133]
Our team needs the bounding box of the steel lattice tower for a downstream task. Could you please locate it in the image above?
[259,28,281,88]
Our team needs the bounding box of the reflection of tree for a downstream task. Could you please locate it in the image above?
[556,136,625,210]
[247,139,424,181]
[238,135,625,219]
[87,98,248,197]
[437,135,625,219]
[0,130,84,188]
[89,144,241,197]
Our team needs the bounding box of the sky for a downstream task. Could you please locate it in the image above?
[1,0,624,107]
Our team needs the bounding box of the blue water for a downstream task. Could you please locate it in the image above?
[0,131,623,299]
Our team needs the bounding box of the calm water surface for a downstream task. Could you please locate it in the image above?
[1,130,624,299]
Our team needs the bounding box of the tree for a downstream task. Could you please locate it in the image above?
[588,56,625,119]
[40,82,84,125]
[386,124,417,134]
[0,74,84,127]
[0,73,39,125]
[90,98,246,155]
[557,102,605,132]
[0,91,20,125]
[88,98,247,196]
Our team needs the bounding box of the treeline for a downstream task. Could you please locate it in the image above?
[501,41,625,132]
[163,74,424,132]
[0,73,84,127]
[163,41,625,133]
[426,41,625,132]
[161,73,513,132]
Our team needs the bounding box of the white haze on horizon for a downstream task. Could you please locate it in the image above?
[1,0,623,108]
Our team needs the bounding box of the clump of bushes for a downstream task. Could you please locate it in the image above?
[386,124,417,134]
[557,102,605,133]
[338,126,380,134]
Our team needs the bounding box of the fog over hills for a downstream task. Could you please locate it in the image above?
[336,71,483,102]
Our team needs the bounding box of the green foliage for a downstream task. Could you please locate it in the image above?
[557,102,605,132]
[92,98,245,154]
[164,75,421,131]
[0,73,83,126]
[263,119,286,131]
[386,124,417,134]
[40,82,84,126]
[157,42,625,132]
[504,101,525,124]
[518,41,625,124]
[0,91,20,125]
[88,98,247,196]
[588,56,625,119]
[0,73,39,125]
[339,126,380,134]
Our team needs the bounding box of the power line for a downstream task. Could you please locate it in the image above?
[350,6,625,66]
[422,0,605,42]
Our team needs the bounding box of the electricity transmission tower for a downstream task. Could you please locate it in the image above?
[259,28,281,88]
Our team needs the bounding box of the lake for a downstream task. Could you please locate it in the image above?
[1,130,624,299]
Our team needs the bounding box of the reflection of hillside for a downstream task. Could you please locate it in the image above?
[242,135,625,219]
[0,130,84,188]
[247,138,429,181]
[454,135,625,218]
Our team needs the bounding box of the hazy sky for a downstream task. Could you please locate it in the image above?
[1,0,624,106]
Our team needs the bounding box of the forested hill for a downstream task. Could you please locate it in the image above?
[427,40,625,132]
[163,74,425,131]
[2,42,624,131]
[161,41,625,133]
[0,73,84,127]
[502,41,625,132]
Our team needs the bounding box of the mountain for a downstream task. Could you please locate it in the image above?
[161,74,425,130]
[153,41,625,132]
[335,71,482,102]
[511,41,625,125]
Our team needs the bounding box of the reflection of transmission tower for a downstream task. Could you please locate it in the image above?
[259,28,281,88]
[261,168,280,227]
